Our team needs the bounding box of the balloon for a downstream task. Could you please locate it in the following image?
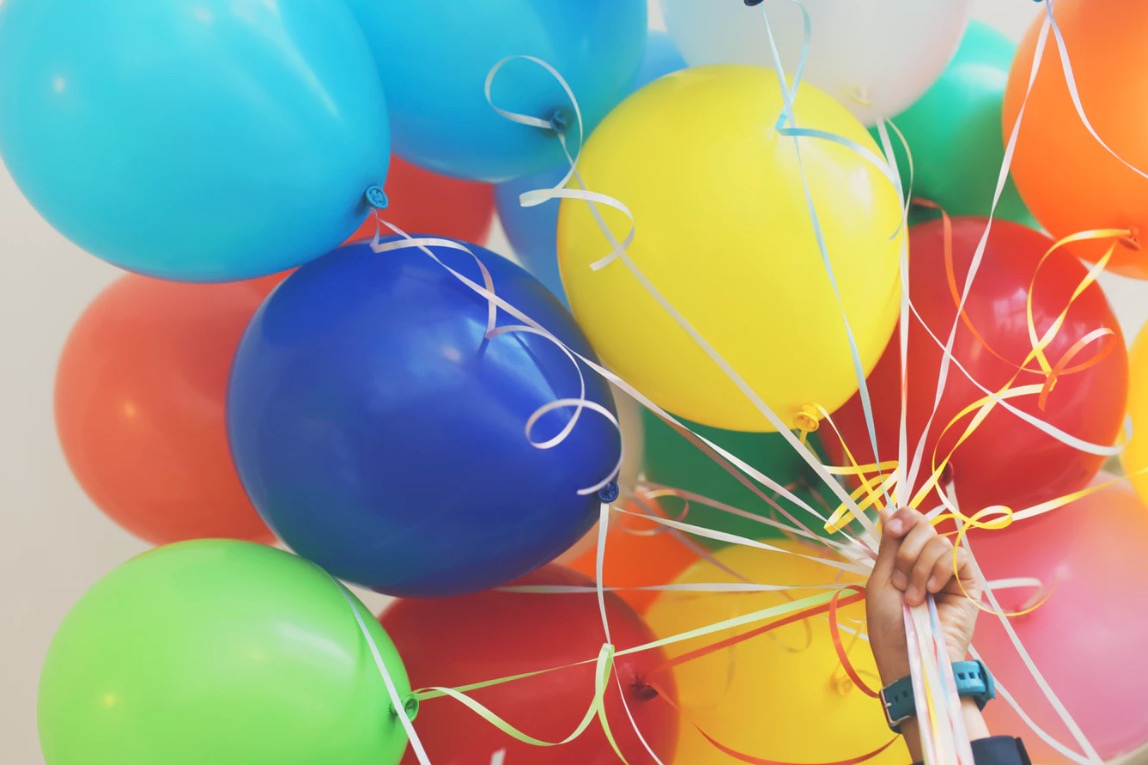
[495,166,569,300]
[645,542,906,764]
[974,482,1148,760]
[634,30,689,92]
[825,218,1127,515]
[876,21,1034,228]
[1005,0,1148,278]
[641,409,834,545]
[0,1,389,282]
[555,385,648,565]
[228,239,620,597]
[557,66,903,432]
[345,156,494,246]
[345,0,647,182]
[662,0,970,126]
[495,31,687,302]
[1123,324,1148,505]
[38,540,411,765]
[55,274,280,545]
[380,564,678,765]
[567,502,701,614]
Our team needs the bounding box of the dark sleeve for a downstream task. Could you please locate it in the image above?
[913,737,1031,765]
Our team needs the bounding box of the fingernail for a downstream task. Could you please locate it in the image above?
[887,518,903,535]
[905,585,919,604]
[927,576,938,592]
[891,570,907,590]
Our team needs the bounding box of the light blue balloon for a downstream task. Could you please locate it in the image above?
[494,31,686,302]
[494,166,569,302]
[0,0,390,282]
[346,0,647,183]
[634,30,688,91]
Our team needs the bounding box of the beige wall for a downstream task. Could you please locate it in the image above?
[4,2,1144,764]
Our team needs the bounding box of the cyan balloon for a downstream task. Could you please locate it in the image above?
[495,31,686,301]
[0,0,390,282]
[635,30,689,91]
[345,0,647,182]
[228,238,620,597]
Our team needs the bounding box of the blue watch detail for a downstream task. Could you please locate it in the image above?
[881,659,996,732]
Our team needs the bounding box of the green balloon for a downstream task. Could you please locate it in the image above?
[38,540,411,765]
[873,20,1037,228]
[641,409,835,546]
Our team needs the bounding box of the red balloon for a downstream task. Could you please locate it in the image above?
[825,218,1127,514]
[380,565,678,765]
[55,273,281,545]
[973,482,1148,761]
[345,155,494,244]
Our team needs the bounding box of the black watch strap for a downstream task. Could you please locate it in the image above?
[911,737,1031,765]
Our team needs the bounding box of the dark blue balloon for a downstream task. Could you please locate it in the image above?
[227,239,619,597]
[494,31,686,303]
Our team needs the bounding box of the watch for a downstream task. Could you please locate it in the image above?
[881,659,996,732]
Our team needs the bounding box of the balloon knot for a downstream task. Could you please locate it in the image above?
[598,481,620,503]
[394,694,419,722]
[632,681,659,702]
[365,185,389,211]
[793,405,820,433]
[1119,226,1141,251]
[547,108,571,134]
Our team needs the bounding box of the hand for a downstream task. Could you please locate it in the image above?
[866,507,982,687]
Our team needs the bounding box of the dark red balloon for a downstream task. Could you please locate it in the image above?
[345,155,494,244]
[825,218,1127,514]
[380,565,678,765]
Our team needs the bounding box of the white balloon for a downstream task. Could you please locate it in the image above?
[661,0,972,124]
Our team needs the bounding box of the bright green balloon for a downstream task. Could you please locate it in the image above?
[641,409,833,546]
[38,540,411,765]
[875,20,1037,228]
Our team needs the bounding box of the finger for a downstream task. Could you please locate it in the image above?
[893,514,936,590]
[925,537,960,595]
[906,536,952,606]
[883,507,923,541]
[872,507,919,582]
[948,545,983,600]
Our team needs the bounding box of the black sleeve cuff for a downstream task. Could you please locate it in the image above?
[912,737,1031,765]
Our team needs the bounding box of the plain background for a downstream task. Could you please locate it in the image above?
[3,2,1145,763]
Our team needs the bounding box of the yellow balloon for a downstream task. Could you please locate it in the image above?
[557,65,902,432]
[1122,323,1148,503]
[645,542,907,764]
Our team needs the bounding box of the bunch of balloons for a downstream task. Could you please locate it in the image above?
[12,0,1148,763]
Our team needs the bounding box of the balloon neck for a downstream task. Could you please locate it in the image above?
[831,673,856,697]
[850,85,873,109]
[792,405,820,434]
[1119,226,1141,251]
[631,680,659,702]
[547,108,571,135]
[365,185,389,211]
[394,694,419,722]
[598,481,620,503]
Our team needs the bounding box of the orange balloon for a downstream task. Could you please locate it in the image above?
[1004,0,1148,277]
[345,155,494,245]
[55,274,282,545]
[569,502,701,614]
